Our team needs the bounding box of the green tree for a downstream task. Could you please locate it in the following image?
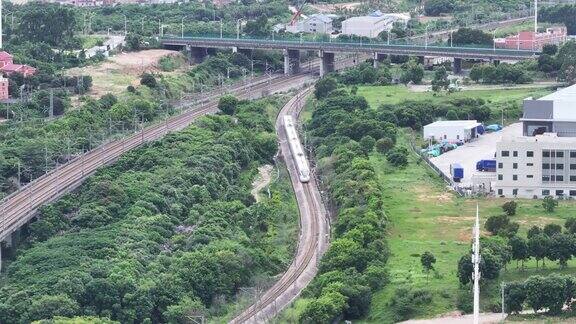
[502,201,517,216]
[528,233,550,268]
[400,59,424,85]
[431,66,450,92]
[140,73,157,88]
[546,233,575,268]
[314,77,338,99]
[359,135,376,155]
[542,196,558,213]
[217,95,239,115]
[527,225,542,239]
[125,33,143,51]
[386,147,409,167]
[565,217,576,234]
[452,28,493,46]
[544,223,562,237]
[28,294,80,321]
[375,137,394,154]
[420,251,436,275]
[504,281,526,314]
[509,236,529,268]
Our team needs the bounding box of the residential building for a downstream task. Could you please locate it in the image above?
[0,51,37,77]
[0,76,9,100]
[301,14,333,34]
[494,27,567,51]
[423,120,482,142]
[494,84,576,198]
[341,11,410,38]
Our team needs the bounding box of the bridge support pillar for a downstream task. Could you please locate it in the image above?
[319,51,335,77]
[373,53,387,69]
[284,49,300,75]
[416,56,425,64]
[453,58,463,74]
[189,46,208,64]
[493,59,501,66]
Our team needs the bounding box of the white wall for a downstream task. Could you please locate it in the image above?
[423,125,467,141]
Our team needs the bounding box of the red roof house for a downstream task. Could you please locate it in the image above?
[0,51,37,77]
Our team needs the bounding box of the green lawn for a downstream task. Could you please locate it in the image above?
[363,134,576,323]
[80,35,106,49]
[357,85,554,108]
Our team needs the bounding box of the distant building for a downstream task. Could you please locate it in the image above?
[342,11,410,38]
[494,84,576,198]
[423,120,482,143]
[495,27,567,51]
[0,52,36,78]
[213,0,234,8]
[301,14,333,34]
[285,14,334,34]
[0,76,9,100]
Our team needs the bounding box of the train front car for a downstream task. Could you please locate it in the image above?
[283,115,311,183]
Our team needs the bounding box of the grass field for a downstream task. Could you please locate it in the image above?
[362,133,576,323]
[357,84,554,108]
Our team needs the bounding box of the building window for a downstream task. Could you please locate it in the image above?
[557,175,564,181]
[571,151,576,158]
[513,189,518,196]
[557,151,564,158]
[570,190,576,196]
[543,151,550,157]
[498,174,503,180]
[543,163,550,169]
[501,150,509,157]
[557,164,564,170]
[542,176,550,181]
[527,151,534,157]
[571,176,576,182]
[542,189,550,196]
[498,162,503,169]
[556,190,564,196]
[527,163,534,166]
[513,163,518,169]
[571,164,576,170]
[513,151,518,157]
[498,189,503,195]
[513,175,518,181]
[527,175,534,178]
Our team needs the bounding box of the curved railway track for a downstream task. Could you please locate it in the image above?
[0,70,318,244]
[230,88,329,324]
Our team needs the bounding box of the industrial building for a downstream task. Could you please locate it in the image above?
[285,14,334,34]
[494,27,567,51]
[341,11,410,38]
[423,120,482,143]
[494,84,576,198]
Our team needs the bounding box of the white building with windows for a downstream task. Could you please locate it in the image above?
[494,84,576,198]
[423,120,482,142]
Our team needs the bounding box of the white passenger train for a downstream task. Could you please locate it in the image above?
[283,115,311,183]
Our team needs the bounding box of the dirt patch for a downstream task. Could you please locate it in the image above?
[251,165,274,203]
[437,216,475,224]
[517,217,562,227]
[413,185,454,203]
[309,2,362,13]
[458,229,490,242]
[66,49,184,99]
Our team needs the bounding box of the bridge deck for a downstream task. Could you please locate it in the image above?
[161,36,539,60]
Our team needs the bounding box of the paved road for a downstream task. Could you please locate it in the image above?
[430,123,522,186]
[85,35,125,59]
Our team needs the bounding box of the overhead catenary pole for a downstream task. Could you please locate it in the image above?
[0,0,3,49]
[534,0,538,34]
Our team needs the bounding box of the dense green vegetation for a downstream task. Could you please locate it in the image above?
[540,4,576,35]
[291,78,406,322]
[0,96,299,323]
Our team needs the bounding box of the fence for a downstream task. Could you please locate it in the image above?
[408,139,466,197]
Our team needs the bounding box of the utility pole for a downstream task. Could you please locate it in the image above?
[534,0,538,33]
[472,204,481,324]
[124,15,128,36]
[49,89,54,119]
[0,0,3,49]
[501,283,506,320]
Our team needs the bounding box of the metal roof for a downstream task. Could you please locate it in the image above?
[538,83,576,102]
[424,120,481,129]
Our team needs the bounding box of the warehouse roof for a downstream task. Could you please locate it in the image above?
[538,83,576,102]
[424,120,481,129]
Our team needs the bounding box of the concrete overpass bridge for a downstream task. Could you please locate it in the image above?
[161,36,540,75]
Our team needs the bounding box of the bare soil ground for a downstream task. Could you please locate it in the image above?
[251,165,274,203]
[66,49,184,98]
[308,2,362,13]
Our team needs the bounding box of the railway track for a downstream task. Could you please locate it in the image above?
[0,70,318,245]
[230,88,329,323]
